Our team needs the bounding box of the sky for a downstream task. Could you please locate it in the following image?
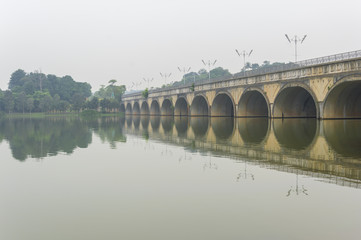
[1,0,361,92]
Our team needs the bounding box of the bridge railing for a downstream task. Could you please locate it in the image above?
[123,49,361,98]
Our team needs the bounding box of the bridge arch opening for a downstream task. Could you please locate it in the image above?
[161,99,174,116]
[150,100,160,115]
[273,86,317,118]
[141,101,150,115]
[133,102,140,115]
[323,80,361,119]
[211,93,234,117]
[126,103,132,115]
[238,90,268,117]
[174,97,189,116]
[190,95,209,116]
[120,103,125,114]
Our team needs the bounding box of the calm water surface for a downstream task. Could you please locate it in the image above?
[0,116,361,240]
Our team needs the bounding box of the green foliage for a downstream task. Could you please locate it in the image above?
[80,109,101,118]
[142,88,149,98]
[190,83,195,92]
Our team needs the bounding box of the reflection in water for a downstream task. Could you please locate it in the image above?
[175,117,188,137]
[324,120,361,157]
[238,118,269,145]
[126,116,132,128]
[141,116,150,130]
[133,116,140,130]
[273,119,317,150]
[211,117,234,140]
[150,116,160,132]
[190,117,209,139]
[161,116,174,133]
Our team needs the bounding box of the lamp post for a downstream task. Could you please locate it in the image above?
[201,59,217,81]
[143,77,153,89]
[235,49,253,73]
[159,72,172,87]
[285,34,307,62]
[177,66,191,85]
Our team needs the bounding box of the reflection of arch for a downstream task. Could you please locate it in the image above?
[237,118,269,145]
[126,116,133,128]
[150,100,161,115]
[174,97,189,116]
[211,92,235,117]
[190,117,210,139]
[126,103,132,115]
[175,117,189,137]
[120,103,126,114]
[161,99,174,116]
[141,116,150,129]
[238,88,269,117]
[211,117,235,141]
[133,116,140,130]
[323,76,361,119]
[150,116,161,132]
[133,102,140,115]
[141,101,150,115]
[161,116,174,133]
[273,83,318,118]
[190,94,209,116]
[273,119,318,151]
[323,120,361,157]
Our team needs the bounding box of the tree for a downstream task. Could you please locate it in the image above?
[3,91,14,113]
[9,69,26,90]
[142,88,149,99]
[26,97,34,114]
[87,97,99,110]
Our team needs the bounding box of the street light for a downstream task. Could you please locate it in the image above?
[201,59,217,81]
[143,77,153,89]
[159,72,172,86]
[177,66,191,85]
[285,34,307,62]
[235,49,253,73]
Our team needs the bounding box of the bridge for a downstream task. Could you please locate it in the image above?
[121,50,361,119]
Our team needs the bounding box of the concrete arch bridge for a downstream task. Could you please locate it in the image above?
[121,50,361,119]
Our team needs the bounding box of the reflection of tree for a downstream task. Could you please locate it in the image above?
[90,117,127,149]
[0,118,92,161]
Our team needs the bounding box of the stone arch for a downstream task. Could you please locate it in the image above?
[120,103,126,114]
[211,91,235,117]
[133,102,140,115]
[141,101,150,115]
[126,103,132,115]
[174,96,189,116]
[238,88,270,117]
[190,94,209,116]
[273,83,319,118]
[150,100,161,115]
[161,98,174,116]
[323,75,361,119]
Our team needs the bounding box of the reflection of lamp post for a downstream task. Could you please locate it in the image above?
[235,49,253,73]
[237,161,254,181]
[160,72,172,86]
[286,170,308,197]
[178,67,191,85]
[202,59,217,81]
[285,34,307,62]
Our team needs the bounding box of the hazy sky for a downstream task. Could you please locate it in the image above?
[1,0,361,92]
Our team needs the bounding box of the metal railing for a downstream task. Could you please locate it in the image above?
[123,49,361,98]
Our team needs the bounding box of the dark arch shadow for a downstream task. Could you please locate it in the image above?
[175,97,189,116]
[190,117,209,139]
[274,86,317,118]
[161,99,173,116]
[141,102,150,115]
[150,116,161,132]
[212,93,234,117]
[191,95,208,116]
[175,117,189,137]
[161,116,174,134]
[150,100,161,115]
[238,90,268,117]
[211,117,235,141]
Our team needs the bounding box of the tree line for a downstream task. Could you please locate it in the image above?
[0,69,126,114]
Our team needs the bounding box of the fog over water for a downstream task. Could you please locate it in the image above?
[1,0,361,91]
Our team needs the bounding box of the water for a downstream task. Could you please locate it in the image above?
[0,116,361,240]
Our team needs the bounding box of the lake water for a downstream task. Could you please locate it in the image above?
[0,116,361,240]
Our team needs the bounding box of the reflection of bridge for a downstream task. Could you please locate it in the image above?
[121,116,361,188]
[122,50,361,119]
